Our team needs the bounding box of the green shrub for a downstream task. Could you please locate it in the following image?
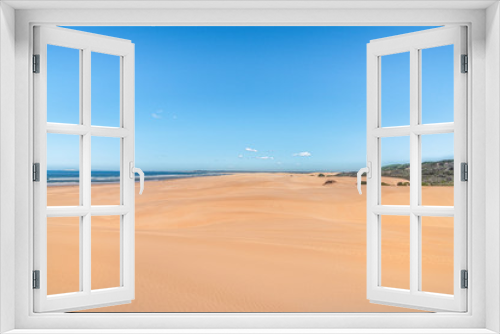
[381,182,390,186]
[318,173,325,177]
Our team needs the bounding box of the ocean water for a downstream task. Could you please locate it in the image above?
[47,170,230,186]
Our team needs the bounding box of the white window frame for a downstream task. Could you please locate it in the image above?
[1,1,499,333]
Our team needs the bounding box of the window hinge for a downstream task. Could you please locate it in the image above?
[33,163,40,182]
[461,162,468,182]
[461,54,468,73]
[461,270,468,289]
[33,54,40,73]
[33,270,40,289]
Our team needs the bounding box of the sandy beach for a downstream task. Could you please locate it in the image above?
[46,173,454,312]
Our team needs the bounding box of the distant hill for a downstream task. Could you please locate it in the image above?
[337,159,454,186]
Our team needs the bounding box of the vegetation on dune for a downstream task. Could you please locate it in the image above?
[336,159,454,186]
[323,180,337,186]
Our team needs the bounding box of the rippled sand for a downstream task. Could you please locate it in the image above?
[46,173,453,312]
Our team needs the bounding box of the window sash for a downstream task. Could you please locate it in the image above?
[32,25,136,313]
[366,26,468,312]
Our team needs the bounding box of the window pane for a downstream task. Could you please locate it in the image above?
[47,45,80,124]
[91,52,121,127]
[47,133,80,206]
[421,216,454,295]
[381,215,410,290]
[91,137,121,206]
[421,45,454,124]
[381,136,410,205]
[421,133,454,206]
[91,215,121,290]
[381,52,410,127]
[47,217,80,295]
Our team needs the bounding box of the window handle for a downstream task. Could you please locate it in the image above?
[357,162,371,195]
[129,162,145,195]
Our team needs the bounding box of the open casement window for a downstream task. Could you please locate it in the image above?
[365,26,467,312]
[33,26,139,312]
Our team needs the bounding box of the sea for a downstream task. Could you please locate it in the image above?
[47,170,231,186]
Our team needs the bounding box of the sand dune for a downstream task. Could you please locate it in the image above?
[46,173,454,312]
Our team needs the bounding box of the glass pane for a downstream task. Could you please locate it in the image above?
[91,216,121,290]
[47,217,80,295]
[91,52,120,127]
[421,216,454,295]
[381,136,410,205]
[47,45,80,124]
[421,45,454,124]
[91,136,121,206]
[47,133,80,206]
[421,133,454,206]
[381,52,410,127]
[381,215,410,290]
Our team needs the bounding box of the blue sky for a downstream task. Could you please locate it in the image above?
[47,26,454,172]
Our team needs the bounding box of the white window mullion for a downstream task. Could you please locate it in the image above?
[47,123,88,135]
[119,55,125,287]
[33,26,49,305]
[452,26,468,302]
[409,47,420,295]
[373,123,455,138]
[81,48,92,295]
[46,123,130,137]
[365,44,380,300]
[121,47,135,292]
[373,205,455,217]
[46,206,130,217]
[413,123,454,135]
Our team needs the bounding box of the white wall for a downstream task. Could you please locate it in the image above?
[0,2,16,333]
[5,4,493,331]
[486,2,500,333]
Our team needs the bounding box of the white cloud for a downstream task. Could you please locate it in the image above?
[293,151,312,157]
[257,156,274,160]
[151,109,163,119]
[245,147,258,152]
[238,154,243,158]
